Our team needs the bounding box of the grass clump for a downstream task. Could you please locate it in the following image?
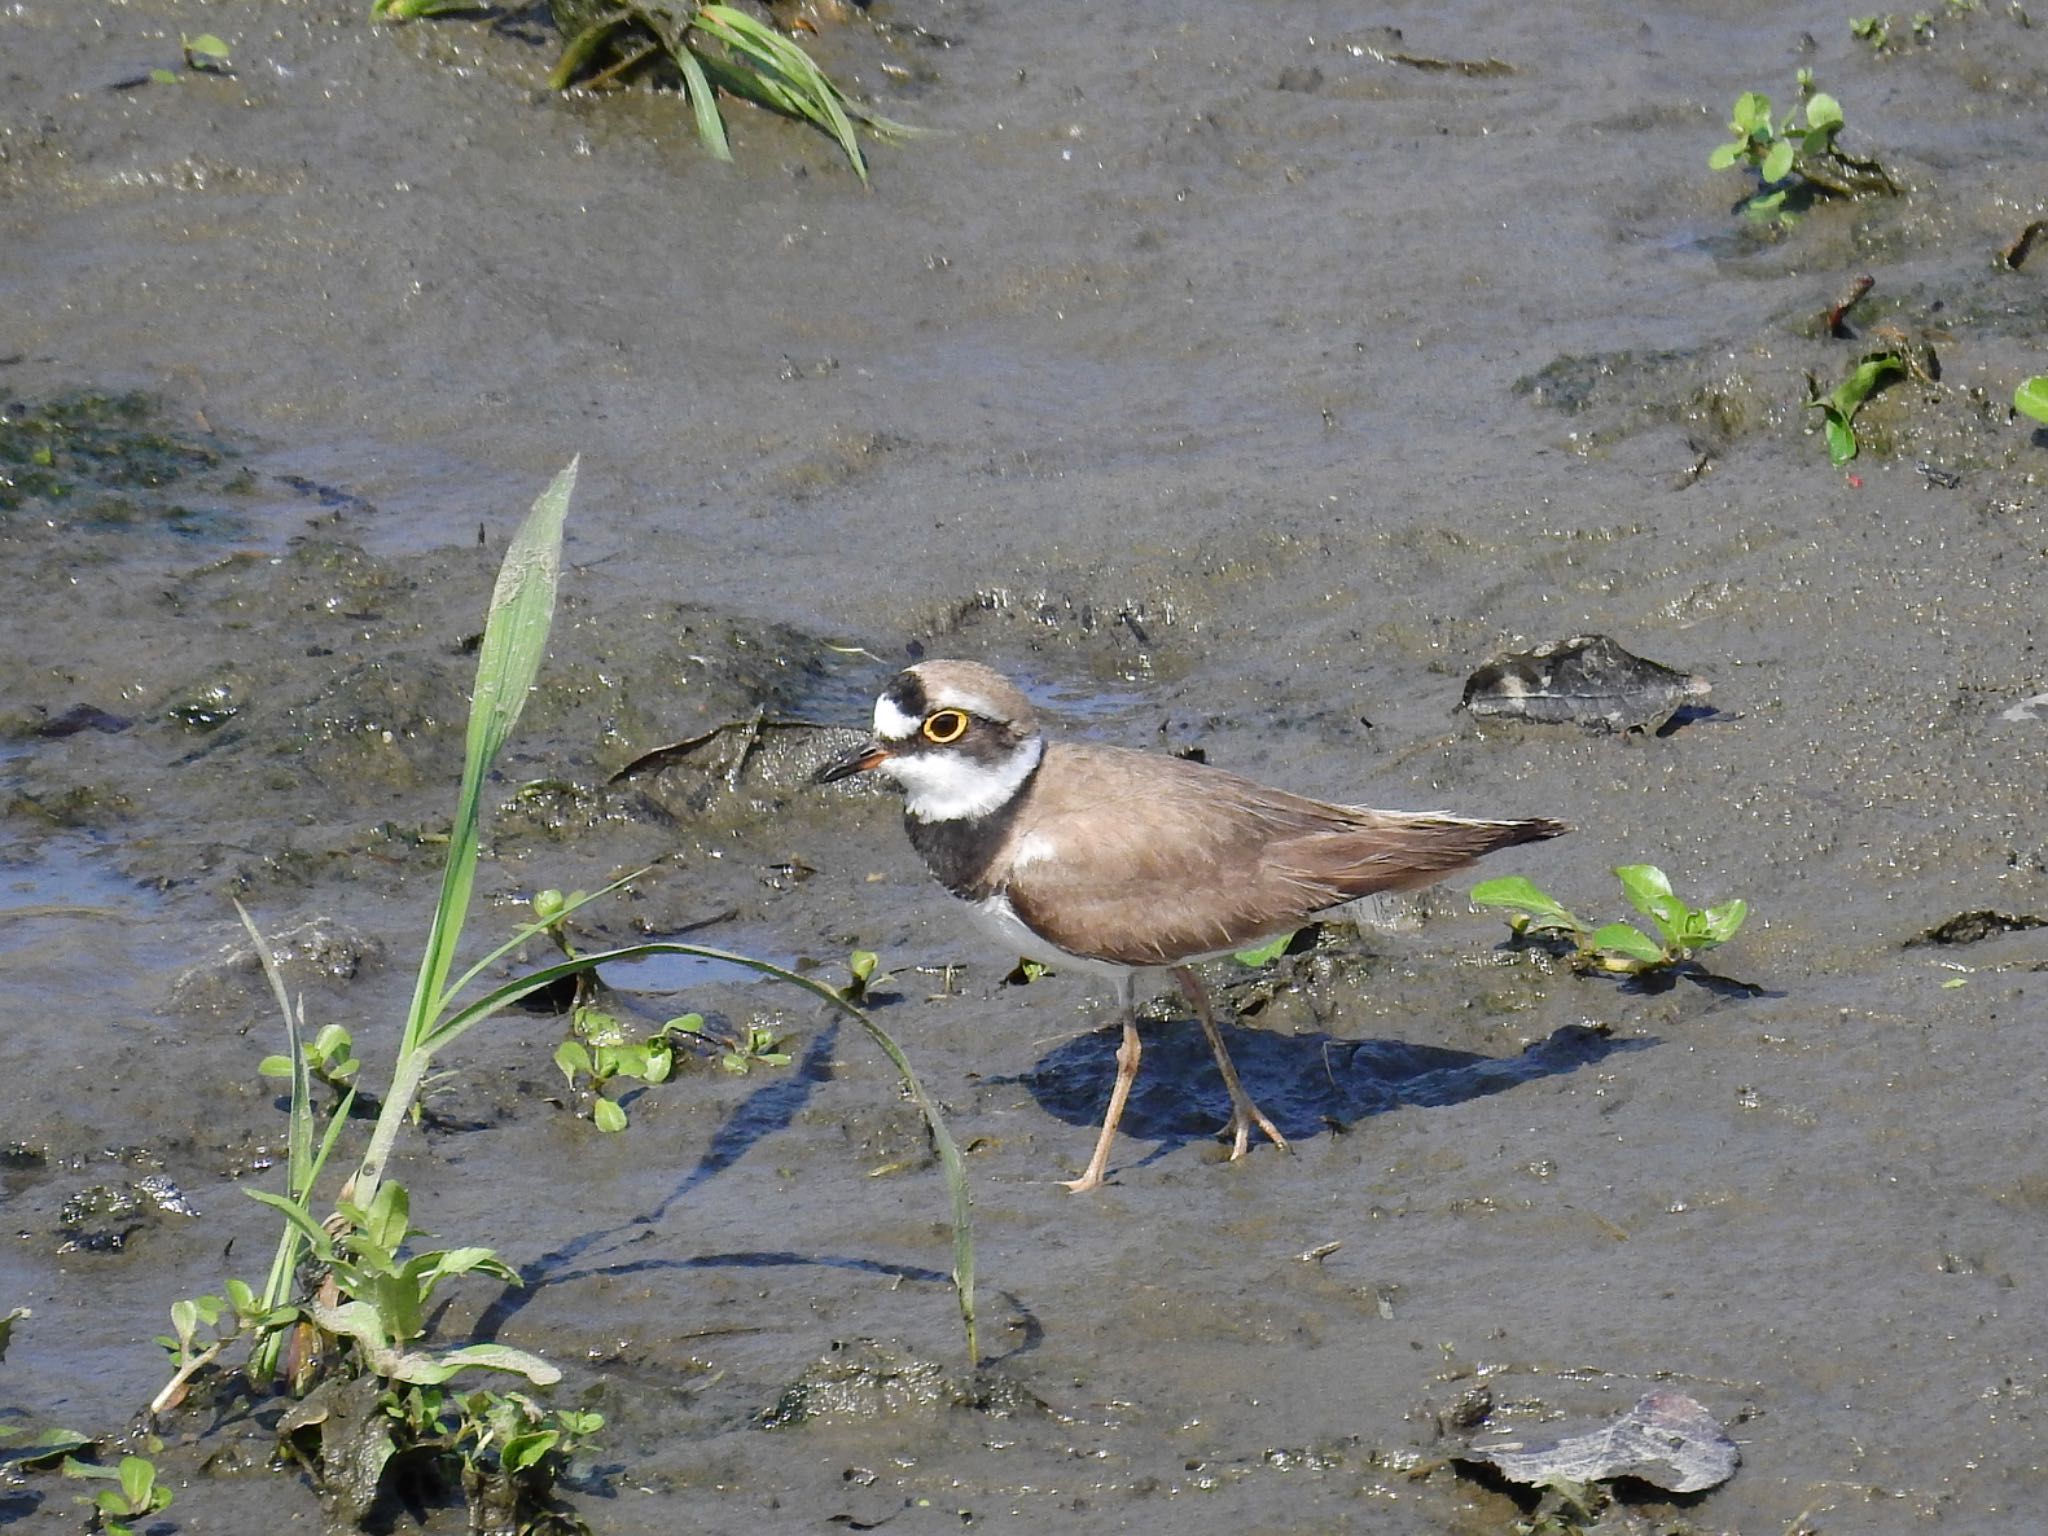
[1472,865,1748,976]
[375,0,915,183]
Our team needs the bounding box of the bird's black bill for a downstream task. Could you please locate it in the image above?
[814,740,891,785]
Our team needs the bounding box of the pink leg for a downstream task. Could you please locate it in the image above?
[1061,1016,1141,1193]
[1174,965,1290,1160]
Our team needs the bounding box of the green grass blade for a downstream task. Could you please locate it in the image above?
[550,16,630,93]
[234,901,317,1377]
[438,864,653,1007]
[234,902,313,1189]
[693,6,867,181]
[356,460,578,1211]
[672,44,733,162]
[415,455,577,1034]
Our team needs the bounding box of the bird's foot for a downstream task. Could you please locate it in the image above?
[1220,1100,1290,1160]
[1059,1167,1111,1194]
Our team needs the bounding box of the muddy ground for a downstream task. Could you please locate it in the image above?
[5,0,2048,1531]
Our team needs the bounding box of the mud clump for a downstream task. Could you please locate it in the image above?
[760,1338,955,1427]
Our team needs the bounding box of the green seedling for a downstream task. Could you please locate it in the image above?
[259,1022,359,1098]
[63,1454,172,1536]
[181,32,232,71]
[1709,78,1897,224]
[2015,376,2048,426]
[0,1305,22,1362]
[1472,865,1748,976]
[720,1020,792,1074]
[1850,14,1895,47]
[842,948,890,1002]
[545,1,916,183]
[554,1004,706,1132]
[1806,351,1907,465]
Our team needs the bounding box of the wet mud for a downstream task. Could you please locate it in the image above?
[6,0,2048,1531]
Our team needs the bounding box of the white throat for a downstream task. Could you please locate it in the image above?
[889,736,1044,822]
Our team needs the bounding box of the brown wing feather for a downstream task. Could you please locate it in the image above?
[1002,744,1565,967]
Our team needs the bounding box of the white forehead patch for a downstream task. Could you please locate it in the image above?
[873,695,921,741]
[889,736,1044,822]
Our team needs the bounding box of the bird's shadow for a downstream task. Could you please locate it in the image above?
[1008,1018,1646,1158]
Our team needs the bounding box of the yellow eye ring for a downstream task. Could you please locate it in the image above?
[922,709,970,745]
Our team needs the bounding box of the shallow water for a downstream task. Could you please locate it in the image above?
[5,0,2048,1530]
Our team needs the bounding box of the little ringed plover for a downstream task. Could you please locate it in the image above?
[817,659,1568,1193]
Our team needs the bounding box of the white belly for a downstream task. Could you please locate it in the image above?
[965,892,1135,981]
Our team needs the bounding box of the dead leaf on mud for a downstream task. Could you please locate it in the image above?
[1461,634,1711,734]
[1462,1390,1740,1495]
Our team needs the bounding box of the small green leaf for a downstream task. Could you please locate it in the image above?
[1698,898,1748,945]
[553,1038,590,1086]
[1589,922,1667,966]
[1761,139,1795,184]
[2,1427,89,1468]
[117,1455,160,1512]
[257,1054,293,1078]
[182,33,231,72]
[1614,864,1688,945]
[850,949,879,983]
[1805,92,1843,131]
[1824,411,1857,466]
[1707,141,1745,171]
[643,1042,674,1084]
[362,1180,411,1253]
[593,1097,627,1133]
[501,1428,560,1473]
[1732,92,1772,134]
[2015,376,2048,426]
[149,67,180,84]
[1470,876,1579,932]
[575,1005,629,1048]
[1234,931,1294,967]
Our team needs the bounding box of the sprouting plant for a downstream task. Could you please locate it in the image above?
[1708,78,1898,224]
[62,1454,173,1536]
[2016,376,2048,426]
[1471,865,1748,976]
[258,1022,359,1100]
[1850,14,1895,48]
[553,1002,707,1131]
[841,948,889,1003]
[1806,351,1908,465]
[181,31,232,72]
